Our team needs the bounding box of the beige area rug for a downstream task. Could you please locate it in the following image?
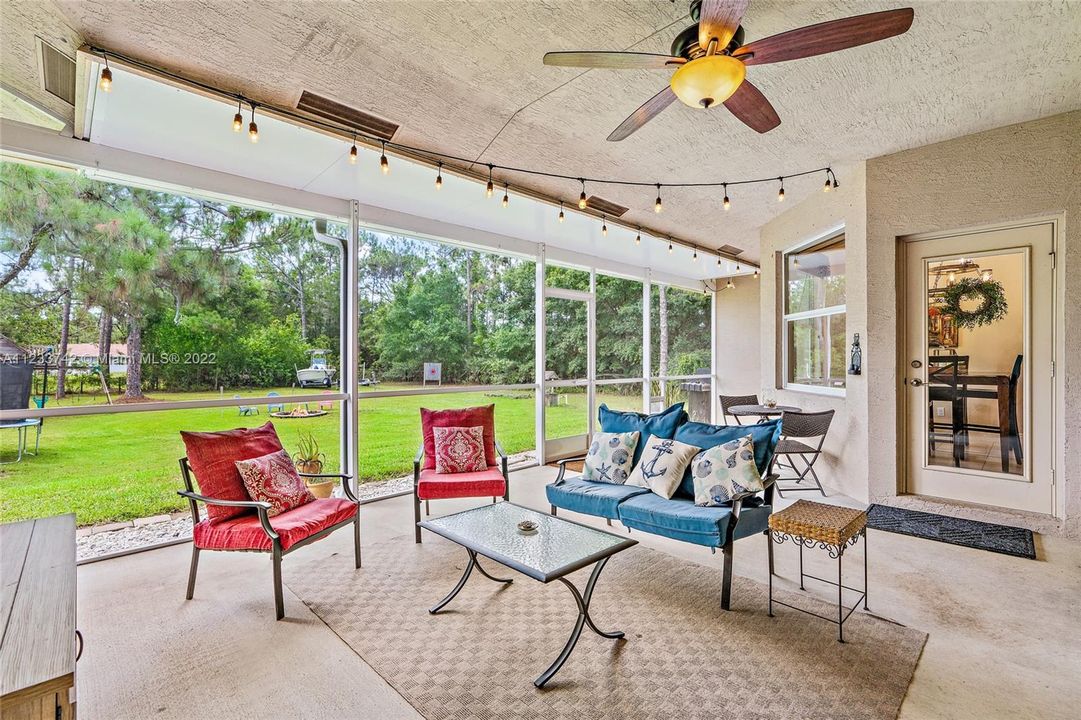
[287,536,926,720]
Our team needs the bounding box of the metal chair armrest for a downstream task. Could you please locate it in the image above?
[554,454,588,485]
[494,440,507,459]
[414,444,425,465]
[176,491,278,540]
[299,473,360,503]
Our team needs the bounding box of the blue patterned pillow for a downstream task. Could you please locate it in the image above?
[690,435,765,506]
[598,402,687,468]
[673,419,780,498]
[581,431,640,484]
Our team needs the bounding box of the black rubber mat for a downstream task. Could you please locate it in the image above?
[867,504,1035,559]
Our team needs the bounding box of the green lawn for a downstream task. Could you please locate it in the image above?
[0,387,640,526]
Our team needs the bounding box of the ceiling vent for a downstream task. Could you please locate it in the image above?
[38,39,75,106]
[296,90,398,141]
[718,244,743,257]
[585,196,629,218]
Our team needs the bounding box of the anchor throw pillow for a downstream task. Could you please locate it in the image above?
[626,435,701,499]
[690,435,765,507]
[432,425,488,474]
[581,431,640,484]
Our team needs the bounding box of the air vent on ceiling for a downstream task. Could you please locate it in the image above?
[296,90,398,140]
[585,196,629,217]
[38,40,75,106]
[718,244,743,257]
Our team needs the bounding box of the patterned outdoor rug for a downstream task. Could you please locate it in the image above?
[287,535,926,720]
[867,504,1036,559]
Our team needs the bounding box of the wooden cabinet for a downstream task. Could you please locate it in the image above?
[1,515,77,720]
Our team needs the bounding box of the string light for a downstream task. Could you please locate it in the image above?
[435,162,443,189]
[716,254,722,267]
[348,133,358,165]
[777,177,785,202]
[654,184,663,213]
[601,215,607,236]
[692,246,698,262]
[502,183,509,208]
[754,269,759,279]
[722,183,730,211]
[248,103,259,144]
[232,99,242,132]
[823,168,832,192]
[726,278,735,290]
[486,165,494,198]
[558,201,564,223]
[379,141,389,174]
[578,179,587,209]
[668,238,673,254]
[99,55,112,92]
[830,169,840,190]
[635,230,641,245]
[736,263,741,271]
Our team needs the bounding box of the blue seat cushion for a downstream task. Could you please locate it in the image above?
[616,493,771,547]
[673,419,782,498]
[545,478,651,520]
[598,402,687,468]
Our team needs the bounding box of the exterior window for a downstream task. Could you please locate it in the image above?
[783,233,846,393]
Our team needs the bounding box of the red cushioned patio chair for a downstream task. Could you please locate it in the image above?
[413,405,509,543]
[177,425,361,620]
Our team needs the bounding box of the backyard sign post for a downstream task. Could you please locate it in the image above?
[423,363,441,387]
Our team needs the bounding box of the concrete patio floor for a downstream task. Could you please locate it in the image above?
[75,466,1081,720]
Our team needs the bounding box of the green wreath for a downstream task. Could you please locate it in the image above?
[941,278,1008,329]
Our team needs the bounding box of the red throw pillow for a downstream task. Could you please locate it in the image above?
[432,426,487,474]
[420,405,495,470]
[180,422,284,523]
[235,449,315,516]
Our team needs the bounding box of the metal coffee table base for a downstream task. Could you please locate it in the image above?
[429,549,624,688]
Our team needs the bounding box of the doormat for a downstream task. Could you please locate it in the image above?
[867,504,1035,559]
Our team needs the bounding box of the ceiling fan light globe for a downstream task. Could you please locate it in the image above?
[669,55,745,109]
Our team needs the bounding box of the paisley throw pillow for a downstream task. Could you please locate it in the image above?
[626,435,701,499]
[691,435,765,506]
[235,449,315,517]
[581,431,640,484]
[433,425,488,474]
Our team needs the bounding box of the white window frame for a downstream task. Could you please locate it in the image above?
[781,228,847,397]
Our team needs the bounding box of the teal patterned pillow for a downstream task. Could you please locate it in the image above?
[582,431,640,484]
[691,435,765,506]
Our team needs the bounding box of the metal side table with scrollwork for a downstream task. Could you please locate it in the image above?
[767,500,868,642]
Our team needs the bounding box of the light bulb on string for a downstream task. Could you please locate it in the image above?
[502,184,509,208]
[348,133,358,165]
[716,254,722,267]
[558,201,564,223]
[726,278,735,290]
[601,216,607,237]
[654,184,663,213]
[486,165,494,198]
[754,269,759,279]
[823,168,833,192]
[777,177,785,202]
[232,99,243,132]
[693,246,698,262]
[578,179,587,210]
[668,238,673,254]
[830,170,840,190]
[248,103,259,143]
[723,183,731,211]
[435,162,443,189]
[379,141,389,174]
[635,230,641,246]
[99,55,112,92]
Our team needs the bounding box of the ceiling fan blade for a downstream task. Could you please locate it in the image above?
[543,51,685,69]
[723,80,781,133]
[733,8,914,66]
[607,86,678,141]
[699,0,750,51]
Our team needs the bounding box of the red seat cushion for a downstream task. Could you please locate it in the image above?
[416,466,506,501]
[420,406,495,470]
[181,422,283,523]
[193,498,357,552]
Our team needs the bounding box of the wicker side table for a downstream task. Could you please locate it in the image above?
[767,499,868,642]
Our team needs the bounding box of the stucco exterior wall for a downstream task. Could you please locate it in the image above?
[866,110,1081,536]
[714,277,761,398]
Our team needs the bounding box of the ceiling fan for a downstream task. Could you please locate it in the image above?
[543,0,914,140]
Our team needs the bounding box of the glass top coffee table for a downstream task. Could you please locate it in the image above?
[418,502,637,688]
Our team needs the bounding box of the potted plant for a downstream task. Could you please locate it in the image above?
[293,432,334,498]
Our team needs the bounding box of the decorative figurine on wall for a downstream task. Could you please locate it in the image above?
[849,333,862,375]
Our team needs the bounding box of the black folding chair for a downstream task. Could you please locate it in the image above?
[774,410,835,497]
[719,394,759,426]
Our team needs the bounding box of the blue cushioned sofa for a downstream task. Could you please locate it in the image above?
[546,403,780,610]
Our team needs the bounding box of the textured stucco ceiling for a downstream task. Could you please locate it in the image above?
[4,1,1081,260]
